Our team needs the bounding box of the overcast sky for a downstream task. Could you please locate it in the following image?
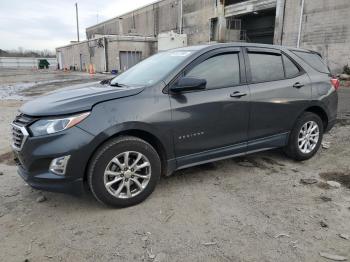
[0,0,156,51]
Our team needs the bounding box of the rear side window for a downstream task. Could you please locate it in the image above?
[248,53,284,82]
[186,53,240,89]
[283,55,300,78]
[292,51,330,74]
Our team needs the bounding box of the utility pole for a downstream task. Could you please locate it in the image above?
[75,3,80,42]
[297,0,305,48]
[179,0,183,34]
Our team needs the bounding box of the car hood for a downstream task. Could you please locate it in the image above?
[20,83,145,116]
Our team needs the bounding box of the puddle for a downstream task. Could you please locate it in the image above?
[0,79,97,100]
[319,171,350,188]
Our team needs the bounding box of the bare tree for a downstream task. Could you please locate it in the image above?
[0,48,55,58]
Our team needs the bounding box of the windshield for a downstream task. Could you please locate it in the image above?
[110,51,193,87]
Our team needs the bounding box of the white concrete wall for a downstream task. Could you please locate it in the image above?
[56,36,156,73]
[158,31,188,51]
[107,37,156,72]
[56,41,90,71]
[86,0,179,39]
[59,0,350,73]
[0,57,57,69]
[281,0,350,72]
[86,0,216,46]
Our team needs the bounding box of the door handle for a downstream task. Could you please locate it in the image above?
[230,91,247,98]
[293,82,304,88]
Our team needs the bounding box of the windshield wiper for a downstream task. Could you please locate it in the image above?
[100,78,113,85]
[100,78,128,87]
[109,82,127,87]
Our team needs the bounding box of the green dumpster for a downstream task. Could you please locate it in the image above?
[38,59,50,69]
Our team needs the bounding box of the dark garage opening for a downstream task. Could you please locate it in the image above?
[237,8,276,44]
[225,0,250,5]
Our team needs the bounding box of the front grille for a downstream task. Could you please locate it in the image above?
[12,125,25,149]
[13,114,35,126]
[11,114,34,151]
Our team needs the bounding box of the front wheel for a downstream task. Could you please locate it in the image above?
[88,136,161,207]
[284,112,324,161]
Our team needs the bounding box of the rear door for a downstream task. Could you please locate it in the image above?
[169,48,250,168]
[245,47,311,149]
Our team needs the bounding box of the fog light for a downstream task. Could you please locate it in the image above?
[49,155,70,175]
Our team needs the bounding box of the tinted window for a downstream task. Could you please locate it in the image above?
[248,53,284,82]
[111,51,193,87]
[186,53,240,89]
[283,55,300,78]
[292,51,330,74]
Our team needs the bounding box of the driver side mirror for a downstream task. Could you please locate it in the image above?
[170,77,207,93]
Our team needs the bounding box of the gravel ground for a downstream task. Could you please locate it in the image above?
[0,69,350,262]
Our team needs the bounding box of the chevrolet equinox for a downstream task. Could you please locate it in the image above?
[11,43,339,207]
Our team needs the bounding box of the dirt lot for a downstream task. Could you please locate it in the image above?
[0,69,350,262]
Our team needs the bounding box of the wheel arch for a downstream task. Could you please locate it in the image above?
[83,128,170,182]
[304,105,329,130]
[117,129,168,176]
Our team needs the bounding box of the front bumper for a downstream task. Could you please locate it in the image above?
[13,126,95,194]
[17,164,84,194]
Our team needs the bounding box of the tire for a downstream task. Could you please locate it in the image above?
[284,112,324,161]
[88,136,161,207]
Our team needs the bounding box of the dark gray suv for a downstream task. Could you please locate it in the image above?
[11,43,339,207]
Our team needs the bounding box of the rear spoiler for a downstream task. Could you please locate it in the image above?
[307,50,323,58]
[304,50,332,75]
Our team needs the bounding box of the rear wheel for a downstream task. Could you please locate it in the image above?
[88,136,161,207]
[284,112,324,161]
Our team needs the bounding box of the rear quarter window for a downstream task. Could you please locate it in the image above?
[283,55,300,78]
[292,50,330,74]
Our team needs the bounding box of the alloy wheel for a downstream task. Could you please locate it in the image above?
[298,121,320,154]
[104,151,151,199]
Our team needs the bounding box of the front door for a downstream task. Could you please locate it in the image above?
[169,48,250,168]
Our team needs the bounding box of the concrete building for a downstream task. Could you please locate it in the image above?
[57,35,156,72]
[277,0,350,72]
[57,0,350,73]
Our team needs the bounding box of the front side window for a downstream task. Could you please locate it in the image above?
[185,53,240,89]
[248,52,284,82]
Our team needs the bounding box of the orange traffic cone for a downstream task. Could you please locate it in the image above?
[89,64,95,75]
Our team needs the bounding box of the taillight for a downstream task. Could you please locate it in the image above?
[331,78,340,91]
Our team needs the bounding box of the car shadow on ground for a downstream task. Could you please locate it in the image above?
[35,148,297,210]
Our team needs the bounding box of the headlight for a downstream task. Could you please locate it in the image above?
[29,112,90,136]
